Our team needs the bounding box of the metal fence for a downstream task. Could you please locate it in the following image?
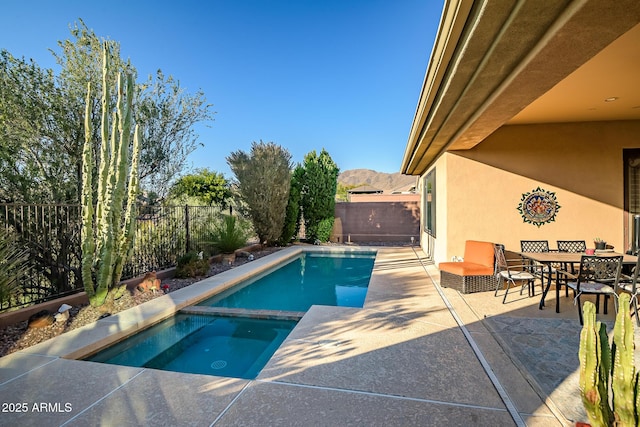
[1,204,82,311]
[0,204,229,311]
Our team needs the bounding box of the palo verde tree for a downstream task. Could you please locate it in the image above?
[81,43,140,308]
[0,19,213,204]
[227,141,292,245]
[336,182,360,202]
[168,168,231,207]
[299,149,339,242]
[0,50,79,203]
[55,20,214,198]
[0,21,211,298]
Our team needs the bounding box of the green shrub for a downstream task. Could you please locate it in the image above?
[209,215,249,254]
[316,217,335,242]
[175,251,209,278]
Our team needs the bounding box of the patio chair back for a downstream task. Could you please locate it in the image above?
[616,255,640,325]
[494,243,537,303]
[520,240,554,282]
[575,255,623,288]
[571,255,623,324]
[557,240,587,253]
[520,240,549,252]
[494,243,508,273]
[494,244,519,280]
[623,256,640,288]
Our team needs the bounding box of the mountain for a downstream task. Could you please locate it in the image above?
[338,169,417,193]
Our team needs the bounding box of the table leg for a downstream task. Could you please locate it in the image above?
[538,262,553,309]
[555,272,561,313]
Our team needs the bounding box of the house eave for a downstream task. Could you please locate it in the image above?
[401,0,640,176]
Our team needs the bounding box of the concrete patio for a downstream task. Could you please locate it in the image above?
[0,245,614,426]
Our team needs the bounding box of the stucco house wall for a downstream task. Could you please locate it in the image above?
[421,120,640,264]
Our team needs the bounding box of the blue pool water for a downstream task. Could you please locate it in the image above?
[86,250,376,379]
[86,314,296,379]
[198,251,376,311]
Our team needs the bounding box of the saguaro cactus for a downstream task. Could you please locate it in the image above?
[579,292,640,427]
[81,42,140,307]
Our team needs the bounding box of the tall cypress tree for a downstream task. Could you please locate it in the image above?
[278,165,304,245]
[300,149,339,242]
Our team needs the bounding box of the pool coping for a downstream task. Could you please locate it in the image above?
[180,306,306,321]
[17,245,378,361]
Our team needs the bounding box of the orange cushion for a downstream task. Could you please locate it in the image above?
[463,240,495,267]
[439,262,494,276]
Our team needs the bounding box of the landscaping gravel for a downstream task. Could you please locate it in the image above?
[0,247,282,358]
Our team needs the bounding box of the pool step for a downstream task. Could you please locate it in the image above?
[180,306,306,321]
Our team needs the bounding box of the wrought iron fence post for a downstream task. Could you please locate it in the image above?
[185,204,190,253]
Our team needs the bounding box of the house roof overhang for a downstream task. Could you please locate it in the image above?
[401,0,640,176]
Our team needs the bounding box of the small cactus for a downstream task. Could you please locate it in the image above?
[579,292,639,427]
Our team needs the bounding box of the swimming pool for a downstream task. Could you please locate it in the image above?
[86,314,297,379]
[85,249,376,380]
[199,251,376,311]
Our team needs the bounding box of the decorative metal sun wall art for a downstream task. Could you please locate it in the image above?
[517,187,561,227]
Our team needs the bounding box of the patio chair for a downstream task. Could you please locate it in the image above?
[555,240,587,298]
[495,244,539,303]
[563,255,623,325]
[616,255,640,326]
[519,240,553,295]
[438,240,498,293]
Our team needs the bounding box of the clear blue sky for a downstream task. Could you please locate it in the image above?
[1,0,442,177]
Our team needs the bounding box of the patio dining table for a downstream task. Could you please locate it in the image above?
[518,251,638,311]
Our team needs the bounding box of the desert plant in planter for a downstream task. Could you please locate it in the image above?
[210,215,250,264]
[175,252,209,278]
[594,238,607,250]
[579,292,639,426]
